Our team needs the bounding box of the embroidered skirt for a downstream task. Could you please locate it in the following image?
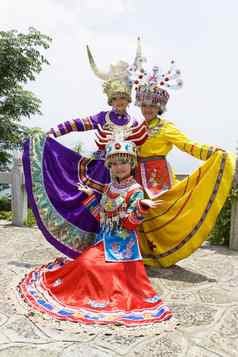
[18,242,172,326]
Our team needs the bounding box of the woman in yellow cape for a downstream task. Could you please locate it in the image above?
[133,62,235,268]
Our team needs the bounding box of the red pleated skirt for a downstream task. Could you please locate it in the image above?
[18,242,172,326]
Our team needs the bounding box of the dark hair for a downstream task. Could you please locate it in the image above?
[157,103,167,115]
[106,155,136,169]
[108,93,131,106]
[141,103,166,115]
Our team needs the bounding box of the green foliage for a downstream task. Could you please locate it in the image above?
[24,208,36,227]
[0,208,36,226]
[0,210,12,220]
[0,196,11,211]
[0,27,51,169]
[25,127,45,136]
[209,186,238,246]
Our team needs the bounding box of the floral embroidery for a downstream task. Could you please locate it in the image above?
[144,295,161,303]
[52,278,63,287]
[88,299,109,308]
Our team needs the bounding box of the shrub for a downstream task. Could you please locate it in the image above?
[0,206,35,226]
[0,196,11,211]
[209,185,238,246]
[24,209,36,227]
[0,210,12,220]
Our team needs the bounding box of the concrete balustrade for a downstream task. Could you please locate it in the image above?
[0,154,27,226]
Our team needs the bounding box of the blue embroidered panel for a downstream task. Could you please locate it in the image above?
[96,230,142,262]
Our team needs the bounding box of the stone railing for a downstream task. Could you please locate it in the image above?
[0,155,27,226]
[0,156,238,250]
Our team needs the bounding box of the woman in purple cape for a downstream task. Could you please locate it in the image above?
[23,39,147,258]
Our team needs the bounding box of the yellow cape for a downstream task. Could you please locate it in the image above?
[138,118,235,267]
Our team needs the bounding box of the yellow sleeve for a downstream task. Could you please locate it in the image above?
[163,121,217,160]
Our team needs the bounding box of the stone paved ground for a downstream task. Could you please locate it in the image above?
[0,220,238,357]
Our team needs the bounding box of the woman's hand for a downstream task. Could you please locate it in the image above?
[213,146,226,153]
[141,199,163,208]
[46,130,54,138]
[77,183,93,196]
[215,148,226,153]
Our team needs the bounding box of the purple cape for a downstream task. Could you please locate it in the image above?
[23,135,110,258]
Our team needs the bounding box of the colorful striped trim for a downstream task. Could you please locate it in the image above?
[62,122,69,134]
[70,119,78,131]
[78,157,105,193]
[58,124,66,136]
[82,194,100,219]
[65,121,72,133]
[82,194,97,207]
[82,117,94,131]
[53,128,62,137]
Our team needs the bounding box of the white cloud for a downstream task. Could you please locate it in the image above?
[82,0,125,13]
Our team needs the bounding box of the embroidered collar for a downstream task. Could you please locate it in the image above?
[148,117,161,129]
[109,109,130,126]
[146,117,164,138]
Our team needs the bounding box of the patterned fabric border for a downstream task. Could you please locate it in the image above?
[70,119,78,131]
[78,157,105,193]
[29,135,95,255]
[82,116,94,131]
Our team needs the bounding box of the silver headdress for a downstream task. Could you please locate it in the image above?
[129,40,183,110]
[86,38,145,105]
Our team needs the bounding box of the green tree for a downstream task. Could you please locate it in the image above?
[25,127,45,136]
[0,27,51,169]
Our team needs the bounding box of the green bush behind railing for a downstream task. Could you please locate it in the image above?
[208,196,231,246]
[0,197,11,211]
[0,195,36,226]
[209,186,238,246]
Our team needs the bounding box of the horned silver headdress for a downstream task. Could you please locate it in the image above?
[86,37,146,105]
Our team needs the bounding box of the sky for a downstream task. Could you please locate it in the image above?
[1,0,238,173]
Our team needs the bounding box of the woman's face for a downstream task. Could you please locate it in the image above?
[110,159,132,181]
[111,97,129,113]
[141,104,159,122]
